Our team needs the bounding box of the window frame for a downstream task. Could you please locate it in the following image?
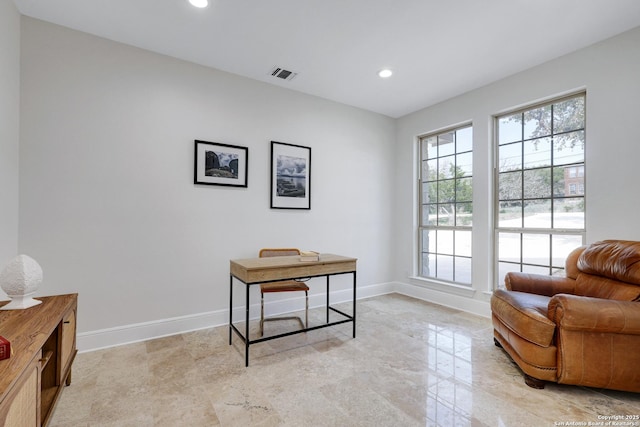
[493,93,586,287]
[418,124,473,286]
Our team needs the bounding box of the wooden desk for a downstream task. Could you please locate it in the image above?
[229,254,357,366]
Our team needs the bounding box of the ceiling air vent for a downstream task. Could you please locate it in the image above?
[270,67,297,81]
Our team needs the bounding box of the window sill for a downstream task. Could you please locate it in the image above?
[407,276,477,298]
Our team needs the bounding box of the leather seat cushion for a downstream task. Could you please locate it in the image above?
[491,289,555,347]
[260,280,309,293]
[493,324,557,380]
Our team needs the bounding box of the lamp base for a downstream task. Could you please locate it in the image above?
[0,294,42,310]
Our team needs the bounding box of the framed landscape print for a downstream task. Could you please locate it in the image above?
[194,140,248,187]
[270,141,311,209]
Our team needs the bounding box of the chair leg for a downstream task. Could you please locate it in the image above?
[260,292,264,337]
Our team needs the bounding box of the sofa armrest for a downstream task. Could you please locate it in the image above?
[549,294,640,334]
[504,272,576,296]
[548,294,640,391]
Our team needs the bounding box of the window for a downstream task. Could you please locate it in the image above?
[419,125,473,285]
[495,94,585,284]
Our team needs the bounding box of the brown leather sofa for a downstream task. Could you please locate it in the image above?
[491,239,640,392]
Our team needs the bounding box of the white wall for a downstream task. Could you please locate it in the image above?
[394,26,640,315]
[0,0,21,278]
[19,18,396,347]
[16,14,640,346]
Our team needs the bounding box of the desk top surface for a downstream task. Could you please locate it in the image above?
[230,253,356,270]
[230,254,357,283]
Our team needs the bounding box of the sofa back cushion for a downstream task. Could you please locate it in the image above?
[574,273,640,300]
[576,240,640,301]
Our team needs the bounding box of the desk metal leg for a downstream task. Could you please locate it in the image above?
[245,281,250,367]
[326,275,330,323]
[229,275,233,345]
[230,268,356,367]
[353,271,357,338]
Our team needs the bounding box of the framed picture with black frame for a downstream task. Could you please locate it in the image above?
[270,141,311,209]
[194,140,248,187]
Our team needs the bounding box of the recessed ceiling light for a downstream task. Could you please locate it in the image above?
[378,69,393,78]
[189,0,208,8]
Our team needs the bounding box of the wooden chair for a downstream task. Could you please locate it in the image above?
[259,248,309,336]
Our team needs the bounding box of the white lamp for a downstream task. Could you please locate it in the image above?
[0,255,43,310]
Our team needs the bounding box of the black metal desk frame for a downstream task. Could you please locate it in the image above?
[229,259,356,367]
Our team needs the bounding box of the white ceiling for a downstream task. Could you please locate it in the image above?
[12,0,640,118]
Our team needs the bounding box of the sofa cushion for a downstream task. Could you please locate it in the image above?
[491,289,555,347]
[575,273,640,301]
[492,324,557,381]
[578,240,640,286]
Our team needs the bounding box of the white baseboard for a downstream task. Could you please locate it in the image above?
[393,281,491,318]
[77,309,228,353]
[77,281,490,353]
[77,281,395,353]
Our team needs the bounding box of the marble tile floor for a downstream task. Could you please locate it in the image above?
[50,294,640,427]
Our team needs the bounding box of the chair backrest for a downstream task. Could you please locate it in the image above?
[259,248,300,258]
[574,240,640,301]
[578,240,640,285]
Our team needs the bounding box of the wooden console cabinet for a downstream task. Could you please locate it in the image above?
[0,294,78,427]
